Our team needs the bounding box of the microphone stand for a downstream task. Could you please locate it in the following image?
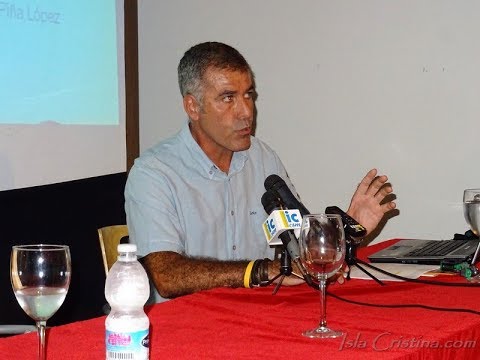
[268,247,318,294]
[269,248,293,294]
[345,237,384,286]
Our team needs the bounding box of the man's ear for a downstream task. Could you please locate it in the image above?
[183,94,201,122]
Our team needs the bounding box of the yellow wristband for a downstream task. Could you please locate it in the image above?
[243,260,255,288]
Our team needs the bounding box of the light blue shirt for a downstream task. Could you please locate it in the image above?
[125,121,296,302]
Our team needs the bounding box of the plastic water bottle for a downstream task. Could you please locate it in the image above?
[105,244,150,360]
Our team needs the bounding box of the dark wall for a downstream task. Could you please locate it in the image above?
[0,172,127,326]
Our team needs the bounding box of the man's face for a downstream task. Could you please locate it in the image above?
[192,67,255,154]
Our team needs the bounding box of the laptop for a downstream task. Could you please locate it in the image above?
[368,239,480,265]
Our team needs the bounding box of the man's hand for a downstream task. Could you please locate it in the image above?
[329,264,349,285]
[347,168,396,235]
[267,260,349,287]
[267,259,305,286]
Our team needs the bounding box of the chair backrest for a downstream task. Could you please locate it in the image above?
[97,225,129,277]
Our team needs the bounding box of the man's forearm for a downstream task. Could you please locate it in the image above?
[142,251,250,299]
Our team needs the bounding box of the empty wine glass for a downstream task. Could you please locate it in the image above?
[10,244,71,360]
[463,189,480,237]
[463,189,480,282]
[298,214,346,338]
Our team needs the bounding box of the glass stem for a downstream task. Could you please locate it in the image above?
[37,320,47,360]
[319,279,327,328]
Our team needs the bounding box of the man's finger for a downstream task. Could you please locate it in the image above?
[374,184,393,200]
[355,168,377,195]
[365,175,388,196]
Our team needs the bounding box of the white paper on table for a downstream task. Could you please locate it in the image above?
[349,263,439,282]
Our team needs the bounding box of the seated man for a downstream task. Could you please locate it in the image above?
[125,41,396,303]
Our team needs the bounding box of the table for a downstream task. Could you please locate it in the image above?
[1,240,480,359]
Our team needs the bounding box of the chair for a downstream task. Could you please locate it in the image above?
[97,225,129,277]
[0,325,37,337]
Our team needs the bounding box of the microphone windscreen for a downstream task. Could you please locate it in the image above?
[264,174,284,191]
[261,190,281,214]
[264,174,310,216]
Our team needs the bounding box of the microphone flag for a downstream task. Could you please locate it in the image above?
[262,209,302,245]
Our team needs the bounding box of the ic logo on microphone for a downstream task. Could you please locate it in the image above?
[263,209,302,245]
[279,210,301,228]
[265,218,277,236]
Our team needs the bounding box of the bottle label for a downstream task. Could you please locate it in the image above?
[106,329,149,360]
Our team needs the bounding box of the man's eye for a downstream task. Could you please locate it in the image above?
[245,91,256,100]
[223,95,234,102]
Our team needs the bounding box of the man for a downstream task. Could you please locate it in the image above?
[125,42,396,303]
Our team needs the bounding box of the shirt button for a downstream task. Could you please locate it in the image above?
[231,210,234,215]
[233,245,237,251]
[209,171,213,175]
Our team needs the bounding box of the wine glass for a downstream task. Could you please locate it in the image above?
[298,214,346,338]
[463,189,480,282]
[463,189,480,237]
[10,244,71,360]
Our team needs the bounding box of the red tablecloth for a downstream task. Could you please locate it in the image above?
[2,240,480,359]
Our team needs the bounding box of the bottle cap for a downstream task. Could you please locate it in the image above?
[117,243,137,253]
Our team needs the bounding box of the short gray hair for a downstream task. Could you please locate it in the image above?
[178,42,254,101]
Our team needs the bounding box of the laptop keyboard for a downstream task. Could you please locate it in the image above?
[405,240,469,257]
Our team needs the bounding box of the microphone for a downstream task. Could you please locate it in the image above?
[325,206,367,239]
[261,190,301,260]
[264,175,310,216]
[264,174,367,240]
[261,190,315,288]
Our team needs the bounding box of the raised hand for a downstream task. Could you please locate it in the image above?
[346,169,396,235]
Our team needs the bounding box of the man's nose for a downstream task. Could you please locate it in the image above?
[236,97,253,119]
